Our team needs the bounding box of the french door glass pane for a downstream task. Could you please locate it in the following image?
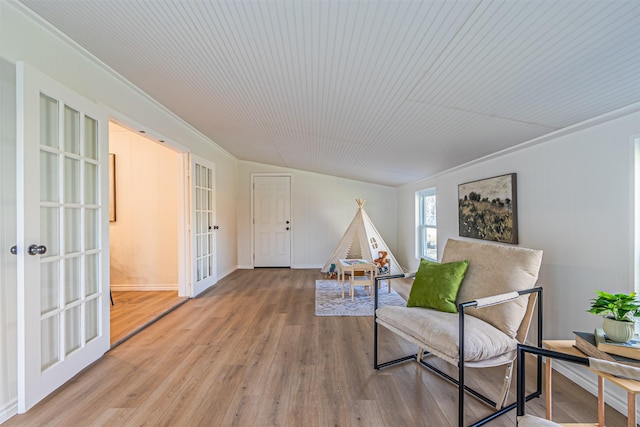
[40,151,59,202]
[85,298,98,342]
[63,106,80,155]
[41,315,59,371]
[203,258,209,279]
[64,157,80,203]
[40,207,60,257]
[85,254,99,296]
[84,116,98,160]
[40,95,58,149]
[64,257,81,304]
[85,208,98,250]
[65,305,81,355]
[40,261,59,315]
[84,163,98,204]
[64,208,81,253]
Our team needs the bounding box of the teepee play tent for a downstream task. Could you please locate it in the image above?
[321,199,404,276]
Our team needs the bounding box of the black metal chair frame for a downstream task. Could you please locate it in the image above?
[373,274,543,427]
[516,344,589,421]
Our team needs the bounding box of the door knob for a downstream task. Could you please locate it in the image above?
[286,221,290,224]
[286,227,290,231]
[27,244,47,256]
[10,245,17,255]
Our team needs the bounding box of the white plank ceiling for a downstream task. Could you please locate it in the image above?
[17,0,640,187]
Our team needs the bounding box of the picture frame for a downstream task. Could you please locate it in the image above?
[458,173,517,244]
[109,153,116,222]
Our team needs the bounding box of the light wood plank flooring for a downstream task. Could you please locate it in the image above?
[6,269,630,426]
[110,291,188,346]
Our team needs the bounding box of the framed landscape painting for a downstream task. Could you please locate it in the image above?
[458,173,518,244]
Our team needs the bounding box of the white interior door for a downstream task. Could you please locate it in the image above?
[191,156,217,296]
[253,175,291,267]
[16,62,110,412]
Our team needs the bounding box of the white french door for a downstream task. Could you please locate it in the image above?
[16,63,110,412]
[191,156,217,296]
[253,175,291,267]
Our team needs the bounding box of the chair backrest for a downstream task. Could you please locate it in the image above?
[353,264,376,282]
[441,239,543,339]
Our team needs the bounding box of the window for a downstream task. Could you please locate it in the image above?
[418,188,437,261]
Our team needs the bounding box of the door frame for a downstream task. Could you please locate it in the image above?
[107,115,191,297]
[250,173,292,268]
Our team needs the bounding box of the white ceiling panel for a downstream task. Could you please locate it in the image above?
[17,0,640,186]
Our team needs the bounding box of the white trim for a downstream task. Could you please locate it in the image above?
[400,101,640,189]
[110,284,179,292]
[0,399,17,424]
[216,266,237,282]
[633,135,640,298]
[552,362,638,421]
[177,153,190,297]
[292,264,324,269]
[416,188,437,261]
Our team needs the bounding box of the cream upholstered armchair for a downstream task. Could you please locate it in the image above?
[374,238,544,427]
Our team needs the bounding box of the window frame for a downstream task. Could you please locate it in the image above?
[417,188,437,261]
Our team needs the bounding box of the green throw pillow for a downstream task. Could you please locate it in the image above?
[406,258,469,313]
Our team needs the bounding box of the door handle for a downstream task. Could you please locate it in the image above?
[286,227,290,231]
[10,245,17,255]
[27,244,47,256]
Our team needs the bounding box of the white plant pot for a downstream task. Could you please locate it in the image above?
[602,317,635,342]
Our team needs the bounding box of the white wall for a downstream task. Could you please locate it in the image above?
[237,161,398,269]
[397,108,640,418]
[0,2,238,421]
[109,124,179,290]
[397,109,640,340]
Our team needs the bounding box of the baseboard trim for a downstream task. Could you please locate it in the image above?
[0,398,17,424]
[551,360,637,420]
[217,266,237,281]
[292,264,323,269]
[110,284,178,291]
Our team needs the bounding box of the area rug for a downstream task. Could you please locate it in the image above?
[315,280,406,316]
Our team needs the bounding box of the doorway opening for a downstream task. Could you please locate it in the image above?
[108,121,187,345]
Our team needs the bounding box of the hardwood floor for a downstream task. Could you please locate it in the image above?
[6,269,630,426]
[110,290,188,346]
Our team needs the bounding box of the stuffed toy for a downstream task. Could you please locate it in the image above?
[326,263,338,279]
[373,251,388,268]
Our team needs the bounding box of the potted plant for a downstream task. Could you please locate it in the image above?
[588,290,640,342]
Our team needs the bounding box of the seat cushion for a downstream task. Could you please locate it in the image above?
[376,305,518,363]
[441,239,543,338]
